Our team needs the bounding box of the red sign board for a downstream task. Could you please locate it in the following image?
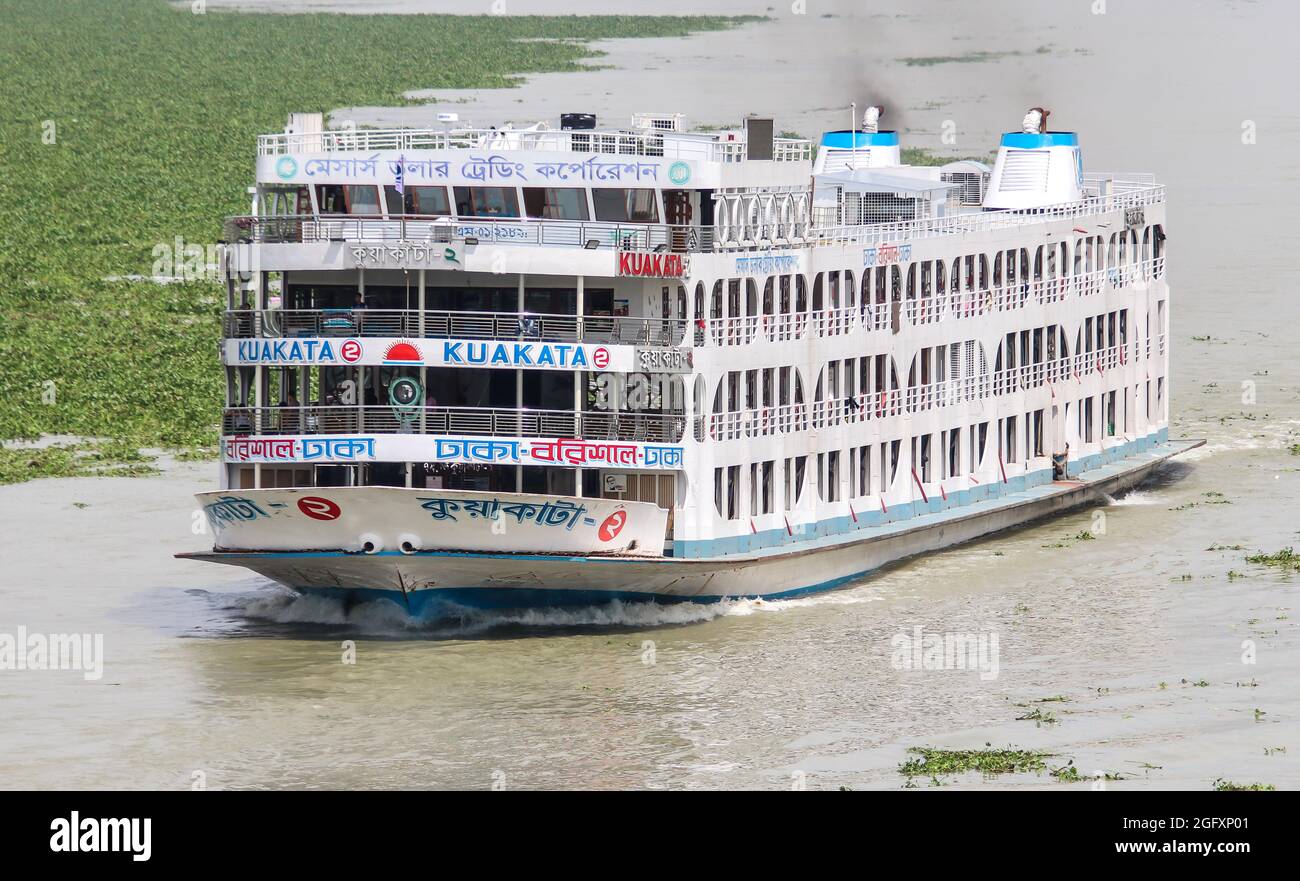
[618,251,688,278]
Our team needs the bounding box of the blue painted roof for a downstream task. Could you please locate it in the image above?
[821,130,900,148]
[1000,132,1079,148]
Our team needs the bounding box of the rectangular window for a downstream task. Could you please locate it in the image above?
[592,188,659,223]
[384,185,451,217]
[453,186,520,218]
[316,184,381,216]
[727,465,740,520]
[523,187,590,221]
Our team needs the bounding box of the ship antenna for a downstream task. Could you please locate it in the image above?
[850,102,857,170]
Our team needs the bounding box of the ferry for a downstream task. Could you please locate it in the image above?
[179,107,1200,616]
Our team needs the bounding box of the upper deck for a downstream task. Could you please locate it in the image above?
[257,124,815,165]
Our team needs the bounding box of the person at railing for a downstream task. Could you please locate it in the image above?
[278,392,301,433]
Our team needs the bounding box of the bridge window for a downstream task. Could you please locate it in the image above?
[383,185,451,217]
[315,184,380,216]
[523,187,590,221]
[453,186,520,218]
[593,188,659,223]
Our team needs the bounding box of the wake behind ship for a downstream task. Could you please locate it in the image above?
[179,106,1199,617]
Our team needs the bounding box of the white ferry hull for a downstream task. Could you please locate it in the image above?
[181,438,1202,618]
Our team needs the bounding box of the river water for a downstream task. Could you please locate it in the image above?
[2,0,1297,790]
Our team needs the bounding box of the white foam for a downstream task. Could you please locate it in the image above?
[224,582,882,635]
[1105,489,1159,506]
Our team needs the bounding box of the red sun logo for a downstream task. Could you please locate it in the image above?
[383,340,422,364]
[592,346,610,369]
[297,496,341,521]
[597,510,627,542]
[340,339,363,363]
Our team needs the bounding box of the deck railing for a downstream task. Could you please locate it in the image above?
[224,308,688,346]
[256,126,814,164]
[226,179,1163,255]
[702,341,1150,440]
[223,214,714,252]
[695,258,1165,345]
[223,405,685,443]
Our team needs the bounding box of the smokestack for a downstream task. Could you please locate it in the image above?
[813,106,899,173]
[982,108,1083,210]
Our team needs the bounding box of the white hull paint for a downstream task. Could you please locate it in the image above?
[182,439,1201,615]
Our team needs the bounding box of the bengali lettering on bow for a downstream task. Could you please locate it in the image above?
[202,495,270,527]
[417,496,591,531]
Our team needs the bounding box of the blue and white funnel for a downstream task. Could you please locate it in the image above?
[813,130,901,173]
[982,114,1084,210]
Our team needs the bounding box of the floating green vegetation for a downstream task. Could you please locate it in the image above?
[1289,443,1300,456]
[1015,707,1058,727]
[1049,762,1124,784]
[899,51,1019,67]
[1042,528,1098,548]
[0,0,752,482]
[1246,548,1300,572]
[901,146,995,167]
[0,441,160,483]
[1264,746,1286,756]
[899,745,1052,778]
[1049,763,1077,783]
[1213,779,1275,792]
[1208,543,1245,551]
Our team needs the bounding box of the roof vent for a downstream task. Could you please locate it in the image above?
[632,113,685,132]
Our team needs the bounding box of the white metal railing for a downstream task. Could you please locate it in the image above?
[224,308,687,346]
[697,259,1164,347]
[702,339,1155,441]
[228,180,1164,258]
[257,126,814,164]
[806,182,1165,248]
[225,214,713,252]
[223,405,685,443]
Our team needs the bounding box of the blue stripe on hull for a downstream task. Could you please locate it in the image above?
[299,567,876,618]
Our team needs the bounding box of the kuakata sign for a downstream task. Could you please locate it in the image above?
[618,251,689,278]
[225,337,618,371]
